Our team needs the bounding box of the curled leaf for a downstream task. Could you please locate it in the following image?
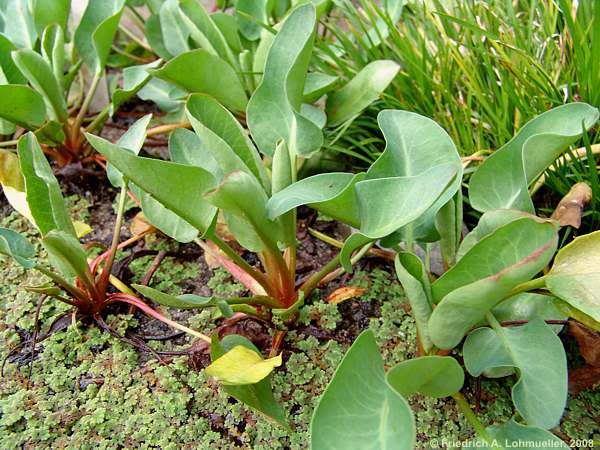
[550,182,592,228]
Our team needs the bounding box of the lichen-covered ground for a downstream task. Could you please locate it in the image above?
[1,194,599,449]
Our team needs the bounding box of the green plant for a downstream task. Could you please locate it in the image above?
[122,0,398,151]
[306,104,600,448]
[0,0,152,166]
[0,132,205,345]
[83,3,459,424]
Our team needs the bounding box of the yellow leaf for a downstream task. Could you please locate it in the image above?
[73,220,93,238]
[205,345,282,385]
[0,150,36,225]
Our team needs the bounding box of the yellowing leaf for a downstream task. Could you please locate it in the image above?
[73,220,92,238]
[0,150,35,226]
[205,345,282,385]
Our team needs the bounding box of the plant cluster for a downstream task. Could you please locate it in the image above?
[0,0,599,448]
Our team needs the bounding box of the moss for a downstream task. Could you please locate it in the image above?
[130,254,201,296]
[298,299,341,330]
[1,206,599,448]
[207,267,245,297]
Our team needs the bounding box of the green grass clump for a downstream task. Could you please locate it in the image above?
[318,0,599,161]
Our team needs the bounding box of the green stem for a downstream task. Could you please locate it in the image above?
[72,71,102,135]
[319,242,374,286]
[509,275,547,296]
[485,311,503,333]
[85,106,110,134]
[452,393,501,449]
[118,24,152,52]
[98,181,129,297]
[299,252,342,297]
[33,265,88,300]
[227,296,283,309]
[0,139,18,148]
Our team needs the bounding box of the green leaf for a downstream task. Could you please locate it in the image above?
[74,0,125,75]
[32,0,70,34]
[168,127,221,176]
[339,232,372,273]
[134,284,215,309]
[267,172,364,227]
[144,14,172,60]
[326,60,399,127]
[485,419,569,449]
[311,330,415,450]
[152,50,247,112]
[140,191,199,243]
[1,0,37,48]
[0,227,35,268]
[429,218,558,349]
[41,230,96,293]
[106,114,152,188]
[365,109,462,243]
[463,319,567,429]
[0,85,46,129]
[435,191,462,268]
[491,293,567,332]
[469,103,599,213]
[0,34,26,83]
[12,48,67,123]
[186,94,269,188]
[158,0,190,56]
[387,356,464,398]
[211,12,243,54]
[204,171,287,252]
[458,209,533,260]
[394,252,433,353]
[546,230,600,322]
[210,334,287,426]
[356,163,457,239]
[179,0,237,66]
[235,0,269,41]
[137,78,185,113]
[301,103,326,128]
[272,140,293,195]
[433,218,558,303]
[205,344,282,385]
[246,3,323,157]
[86,132,218,234]
[17,133,75,237]
[40,24,65,90]
[303,72,338,103]
[110,60,161,116]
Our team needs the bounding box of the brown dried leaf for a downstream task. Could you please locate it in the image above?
[568,320,600,366]
[551,182,592,228]
[130,212,155,235]
[326,286,367,305]
[568,366,600,395]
